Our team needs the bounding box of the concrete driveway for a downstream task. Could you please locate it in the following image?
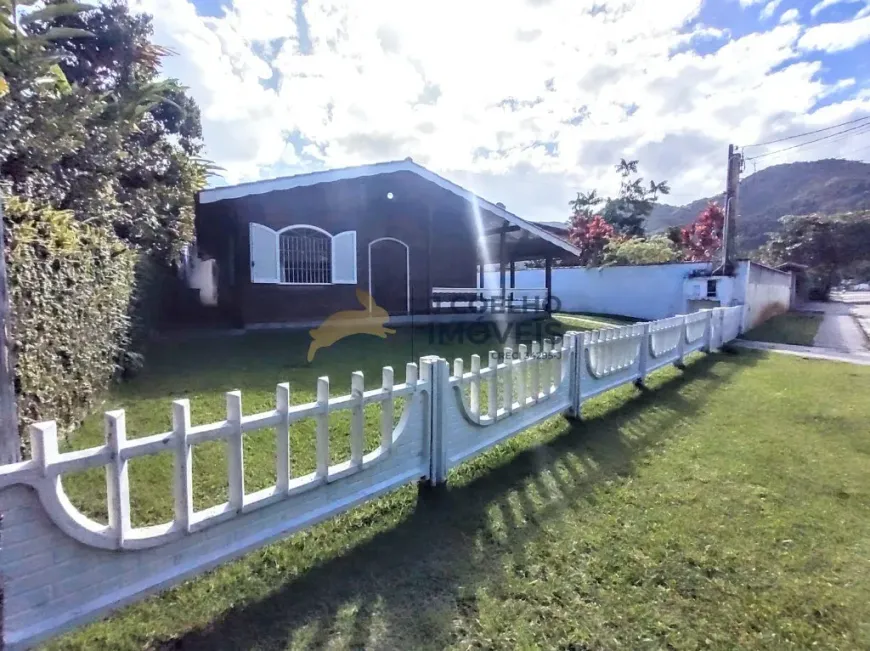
[803,292,870,352]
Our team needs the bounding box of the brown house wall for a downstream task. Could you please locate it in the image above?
[195,172,479,326]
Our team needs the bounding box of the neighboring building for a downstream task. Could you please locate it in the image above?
[776,262,809,304]
[192,159,581,328]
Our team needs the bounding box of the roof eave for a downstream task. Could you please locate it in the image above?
[198,160,583,259]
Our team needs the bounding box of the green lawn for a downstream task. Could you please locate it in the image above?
[743,312,823,346]
[60,319,578,527]
[554,312,640,330]
[48,328,870,650]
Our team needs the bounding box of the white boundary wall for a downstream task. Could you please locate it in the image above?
[484,263,712,320]
[0,306,744,649]
[486,262,794,324]
[737,261,793,330]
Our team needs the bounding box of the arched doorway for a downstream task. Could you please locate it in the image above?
[368,238,410,316]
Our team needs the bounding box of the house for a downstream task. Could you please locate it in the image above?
[192,159,582,329]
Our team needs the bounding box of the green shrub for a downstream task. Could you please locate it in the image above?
[4,196,135,440]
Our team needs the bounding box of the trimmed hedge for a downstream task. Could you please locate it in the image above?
[3,197,135,439]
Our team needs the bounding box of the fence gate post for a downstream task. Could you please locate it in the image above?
[563,331,581,419]
[635,322,650,388]
[703,310,714,353]
[575,332,588,417]
[421,355,449,487]
[675,315,687,369]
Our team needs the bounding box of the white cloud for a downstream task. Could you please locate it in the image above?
[131,0,291,181]
[760,0,782,20]
[809,0,865,18]
[779,8,800,23]
[798,14,870,52]
[136,0,870,221]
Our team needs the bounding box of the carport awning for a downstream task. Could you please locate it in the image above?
[478,221,576,263]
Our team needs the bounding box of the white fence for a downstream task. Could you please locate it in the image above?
[0,305,744,650]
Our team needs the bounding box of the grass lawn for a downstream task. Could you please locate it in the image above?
[59,318,578,527]
[48,327,870,650]
[554,312,640,330]
[743,312,823,347]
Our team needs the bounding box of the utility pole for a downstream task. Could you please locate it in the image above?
[0,197,19,464]
[721,143,743,275]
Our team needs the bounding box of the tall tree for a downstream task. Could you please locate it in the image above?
[568,212,615,267]
[759,211,870,297]
[1,0,210,449]
[569,189,601,220]
[1,0,207,263]
[0,0,94,98]
[601,159,670,236]
[680,202,724,262]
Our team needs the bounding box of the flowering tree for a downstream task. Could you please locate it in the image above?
[681,202,725,261]
[568,213,615,266]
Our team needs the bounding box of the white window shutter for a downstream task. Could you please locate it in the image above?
[331,230,358,284]
[249,223,279,283]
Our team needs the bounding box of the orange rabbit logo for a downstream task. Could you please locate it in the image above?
[307,288,396,362]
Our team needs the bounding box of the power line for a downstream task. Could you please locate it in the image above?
[819,123,870,147]
[744,115,870,148]
[745,122,870,161]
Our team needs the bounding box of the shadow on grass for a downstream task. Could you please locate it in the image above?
[156,351,755,650]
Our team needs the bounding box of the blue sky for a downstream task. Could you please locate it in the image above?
[134,0,870,220]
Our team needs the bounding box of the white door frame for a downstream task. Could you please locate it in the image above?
[368,237,411,314]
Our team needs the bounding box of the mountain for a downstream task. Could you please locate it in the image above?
[647,159,870,250]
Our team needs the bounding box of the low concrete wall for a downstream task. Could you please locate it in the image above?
[486,261,793,329]
[484,263,712,320]
[737,261,793,330]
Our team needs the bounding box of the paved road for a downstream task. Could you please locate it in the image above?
[835,291,870,343]
[736,340,870,366]
[801,292,870,352]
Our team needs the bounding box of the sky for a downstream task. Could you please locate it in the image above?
[130,0,870,222]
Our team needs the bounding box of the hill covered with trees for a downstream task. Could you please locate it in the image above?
[647,159,870,250]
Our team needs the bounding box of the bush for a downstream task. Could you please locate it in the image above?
[3,196,135,440]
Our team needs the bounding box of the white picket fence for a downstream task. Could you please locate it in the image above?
[0,305,744,650]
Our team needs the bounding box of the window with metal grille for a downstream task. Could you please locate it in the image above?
[279,228,332,284]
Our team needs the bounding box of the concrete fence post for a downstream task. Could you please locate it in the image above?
[575,332,589,417]
[420,355,448,487]
[703,309,714,353]
[635,322,650,388]
[564,331,582,419]
[675,315,687,369]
